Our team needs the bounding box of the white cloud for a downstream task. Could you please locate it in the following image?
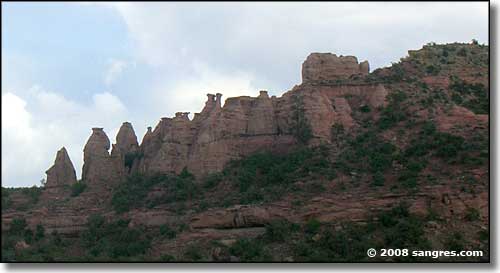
[1,87,128,187]
[104,59,127,86]
[150,60,259,119]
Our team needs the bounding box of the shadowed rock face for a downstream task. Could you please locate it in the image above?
[45,147,77,188]
[302,53,369,83]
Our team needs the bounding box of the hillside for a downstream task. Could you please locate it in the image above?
[1,41,489,262]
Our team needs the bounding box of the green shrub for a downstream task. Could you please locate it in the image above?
[124,151,143,169]
[449,79,488,114]
[404,121,465,162]
[444,232,466,251]
[372,172,385,187]
[426,65,440,75]
[183,245,204,261]
[9,218,27,235]
[35,224,45,241]
[359,105,371,113]
[81,215,151,259]
[159,224,177,239]
[227,147,335,204]
[264,219,299,242]
[229,238,269,261]
[70,181,87,197]
[19,186,42,206]
[112,173,198,213]
[179,167,194,179]
[160,254,176,261]
[378,90,408,130]
[305,219,321,234]
[291,95,313,144]
[345,131,397,174]
[464,207,480,221]
[202,173,223,189]
[2,188,12,210]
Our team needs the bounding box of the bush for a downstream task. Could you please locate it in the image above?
[159,224,177,239]
[35,224,45,241]
[444,232,466,251]
[426,65,440,75]
[291,95,313,144]
[372,172,385,187]
[345,131,397,174]
[179,167,194,179]
[449,79,488,114]
[359,105,371,113]
[124,151,143,169]
[2,188,12,210]
[464,207,480,221]
[183,245,204,261]
[305,219,321,234]
[378,90,408,130]
[9,218,27,235]
[20,186,42,206]
[226,147,335,204]
[70,181,87,197]
[404,121,465,161]
[112,173,198,213]
[264,219,299,242]
[229,238,269,261]
[202,173,223,189]
[81,215,151,259]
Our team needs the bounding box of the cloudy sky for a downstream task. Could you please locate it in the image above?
[2,2,488,187]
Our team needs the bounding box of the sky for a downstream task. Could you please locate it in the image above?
[1,2,489,187]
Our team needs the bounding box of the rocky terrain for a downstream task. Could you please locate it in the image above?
[2,41,489,262]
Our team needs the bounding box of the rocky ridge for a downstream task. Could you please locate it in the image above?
[1,42,489,261]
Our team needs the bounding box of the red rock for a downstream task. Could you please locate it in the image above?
[302,53,369,83]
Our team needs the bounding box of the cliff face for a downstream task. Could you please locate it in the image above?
[131,56,381,177]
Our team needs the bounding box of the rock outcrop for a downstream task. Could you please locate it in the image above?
[302,53,369,83]
[114,122,139,155]
[44,147,77,188]
[39,147,77,203]
[81,128,119,188]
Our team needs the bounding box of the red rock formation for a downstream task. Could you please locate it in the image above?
[45,147,77,188]
[302,53,369,83]
[114,122,139,155]
[81,128,119,187]
[39,147,77,203]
